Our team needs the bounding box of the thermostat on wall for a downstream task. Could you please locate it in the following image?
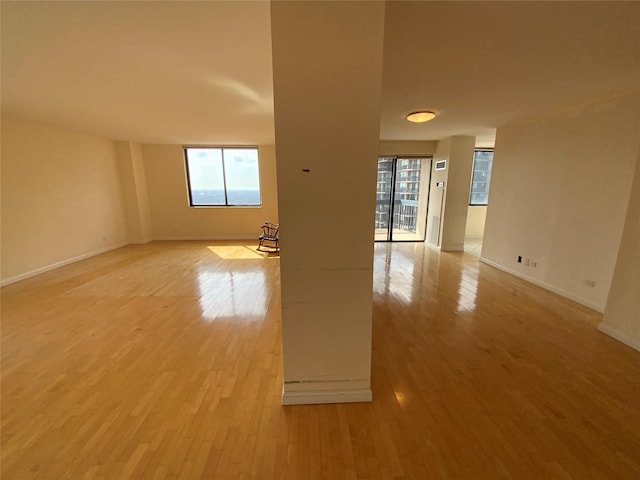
[435,160,446,170]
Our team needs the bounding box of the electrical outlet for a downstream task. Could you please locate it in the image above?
[531,261,537,267]
[525,258,530,266]
[584,279,596,288]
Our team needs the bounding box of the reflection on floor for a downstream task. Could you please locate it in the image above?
[464,235,483,257]
[374,228,423,241]
[2,240,638,479]
[375,233,484,253]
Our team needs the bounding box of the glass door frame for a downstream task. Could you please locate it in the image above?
[374,156,432,242]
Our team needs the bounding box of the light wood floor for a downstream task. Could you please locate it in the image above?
[2,241,639,479]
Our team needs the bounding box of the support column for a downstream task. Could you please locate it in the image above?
[427,136,475,251]
[271,1,385,405]
[116,141,153,244]
[600,142,640,351]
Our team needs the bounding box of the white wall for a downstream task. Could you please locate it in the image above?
[465,206,487,238]
[600,145,640,350]
[1,116,129,284]
[482,92,640,311]
[142,144,278,240]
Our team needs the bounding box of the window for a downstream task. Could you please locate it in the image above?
[185,147,261,206]
[375,156,431,242]
[469,149,493,205]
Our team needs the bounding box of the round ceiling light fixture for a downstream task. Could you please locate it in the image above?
[406,111,436,123]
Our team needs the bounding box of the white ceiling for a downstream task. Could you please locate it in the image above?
[1,1,274,145]
[381,1,640,146]
[2,1,639,147]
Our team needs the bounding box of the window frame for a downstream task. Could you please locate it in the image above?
[184,146,262,208]
[468,149,494,206]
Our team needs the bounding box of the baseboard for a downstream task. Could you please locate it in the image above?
[128,238,153,245]
[282,388,373,406]
[2,238,264,286]
[597,323,640,352]
[479,256,604,313]
[1,242,129,287]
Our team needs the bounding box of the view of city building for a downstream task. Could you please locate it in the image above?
[375,157,427,241]
[469,150,494,205]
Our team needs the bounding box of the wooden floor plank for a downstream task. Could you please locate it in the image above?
[2,240,639,479]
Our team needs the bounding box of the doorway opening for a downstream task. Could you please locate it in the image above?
[374,157,432,242]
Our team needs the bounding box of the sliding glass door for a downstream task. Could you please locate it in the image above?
[374,158,393,240]
[374,157,431,242]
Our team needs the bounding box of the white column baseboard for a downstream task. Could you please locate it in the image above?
[282,387,372,406]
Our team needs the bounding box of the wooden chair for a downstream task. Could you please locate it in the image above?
[258,222,279,252]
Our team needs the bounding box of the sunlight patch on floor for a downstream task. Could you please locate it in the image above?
[207,245,278,260]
